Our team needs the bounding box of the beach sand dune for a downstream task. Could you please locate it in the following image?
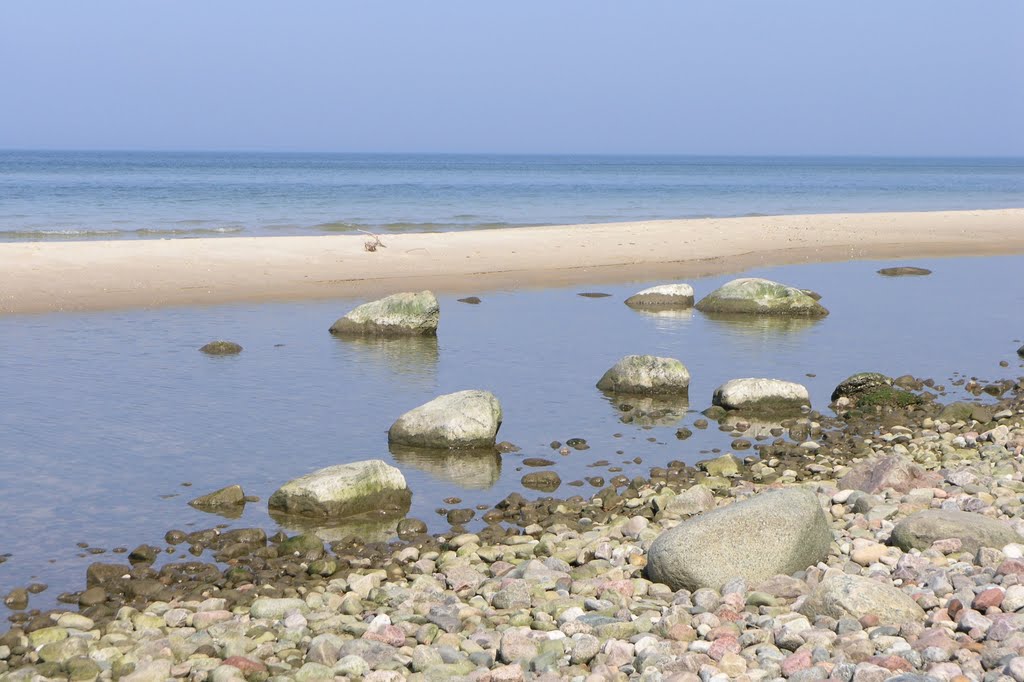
[1,209,1021,314]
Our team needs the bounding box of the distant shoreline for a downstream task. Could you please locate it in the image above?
[2,208,1023,315]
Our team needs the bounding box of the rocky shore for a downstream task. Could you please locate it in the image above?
[3,368,1024,682]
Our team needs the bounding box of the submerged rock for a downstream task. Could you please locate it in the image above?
[624,283,694,309]
[329,291,439,336]
[831,372,892,401]
[596,355,690,396]
[877,266,932,276]
[890,509,1022,554]
[188,485,245,510]
[521,471,561,492]
[712,378,810,414]
[267,460,411,519]
[695,278,828,316]
[388,390,503,449]
[199,341,243,355]
[646,487,831,591]
[800,573,924,624]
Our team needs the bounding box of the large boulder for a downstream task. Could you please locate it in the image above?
[800,574,924,624]
[831,372,892,401]
[837,455,942,494]
[889,510,1022,554]
[712,378,810,414]
[646,487,832,591]
[268,460,411,518]
[329,291,439,336]
[624,284,694,309]
[695,278,828,316]
[388,390,502,449]
[596,355,690,396]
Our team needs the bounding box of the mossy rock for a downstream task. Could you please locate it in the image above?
[695,278,828,317]
[877,266,931,277]
[199,341,243,355]
[854,386,921,408]
[831,372,892,402]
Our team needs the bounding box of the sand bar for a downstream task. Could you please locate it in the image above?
[1,208,1022,314]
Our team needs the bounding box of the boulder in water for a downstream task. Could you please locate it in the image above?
[695,278,828,316]
[388,390,503,449]
[199,341,242,355]
[712,378,810,414]
[596,355,690,396]
[624,283,694,309]
[268,460,411,519]
[189,485,245,510]
[877,266,932,277]
[329,291,439,336]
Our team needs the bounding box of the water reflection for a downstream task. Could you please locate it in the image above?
[720,414,785,439]
[701,312,822,335]
[602,391,690,427]
[332,335,439,379]
[269,510,405,544]
[389,443,502,490]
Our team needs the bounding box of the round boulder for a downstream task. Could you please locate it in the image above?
[800,573,924,625]
[199,341,242,355]
[646,487,832,591]
[596,355,690,396]
[268,460,411,518]
[695,278,828,316]
[712,378,810,414]
[624,284,694,309]
[329,291,439,336]
[388,390,503,449]
[831,372,892,402]
[889,509,1022,554]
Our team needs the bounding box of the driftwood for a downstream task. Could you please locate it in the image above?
[358,229,386,252]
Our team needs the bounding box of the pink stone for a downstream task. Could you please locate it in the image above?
[930,538,964,553]
[780,649,812,676]
[364,625,407,647]
[868,655,913,672]
[223,657,267,674]
[998,560,1024,576]
[706,635,740,661]
[973,587,1005,610]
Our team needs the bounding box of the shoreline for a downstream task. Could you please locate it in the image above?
[1,208,1022,314]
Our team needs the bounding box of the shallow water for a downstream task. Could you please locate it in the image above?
[1,254,1023,617]
[2,151,1023,239]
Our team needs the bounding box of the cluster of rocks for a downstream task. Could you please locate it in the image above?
[623,278,827,318]
[4,370,1024,681]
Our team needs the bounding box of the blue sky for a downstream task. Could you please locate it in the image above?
[2,1,1022,155]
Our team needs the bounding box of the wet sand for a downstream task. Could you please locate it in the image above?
[1,208,1022,314]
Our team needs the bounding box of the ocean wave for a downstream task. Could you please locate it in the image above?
[0,226,246,240]
[310,220,529,233]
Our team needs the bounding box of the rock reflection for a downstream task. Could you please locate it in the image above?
[700,312,821,335]
[389,443,501,490]
[720,414,786,439]
[268,509,407,544]
[602,392,691,427]
[332,335,439,379]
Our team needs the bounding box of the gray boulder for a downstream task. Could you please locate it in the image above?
[800,574,924,624]
[712,378,810,414]
[188,485,245,510]
[695,278,828,316]
[838,455,942,494]
[329,291,439,336]
[889,510,1022,554]
[596,355,690,396]
[646,487,832,591]
[268,460,411,518]
[388,390,502,449]
[624,283,694,309]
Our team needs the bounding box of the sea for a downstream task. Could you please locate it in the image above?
[1,151,1023,239]
[1,151,1023,617]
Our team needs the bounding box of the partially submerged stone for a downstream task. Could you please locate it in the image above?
[831,372,893,402]
[646,487,831,591]
[267,460,411,519]
[800,573,924,624]
[712,378,810,414]
[877,266,932,277]
[624,283,694,309]
[188,485,245,510]
[596,355,690,396]
[329,291,439,336]
[695,278,828,316]
[388,390,503,449]
[889,510,1022,554]
[199,341,242,355]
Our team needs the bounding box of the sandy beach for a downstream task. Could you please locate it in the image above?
[1,208,1022,314]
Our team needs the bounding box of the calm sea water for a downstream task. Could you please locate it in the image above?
[1,255,1023,617]
[1,151,1022,240]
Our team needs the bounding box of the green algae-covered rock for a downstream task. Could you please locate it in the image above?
[199,341,243,355]
[329,290,439,336]
[188,484,245,510]
[646,487,831,591]
[268,460,411,519]
[388,390,502,449]
[596,355,690,396]
[695,278,828,316]
[831,372,892,401]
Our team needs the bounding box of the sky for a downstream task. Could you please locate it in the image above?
[1,1,1022,155]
